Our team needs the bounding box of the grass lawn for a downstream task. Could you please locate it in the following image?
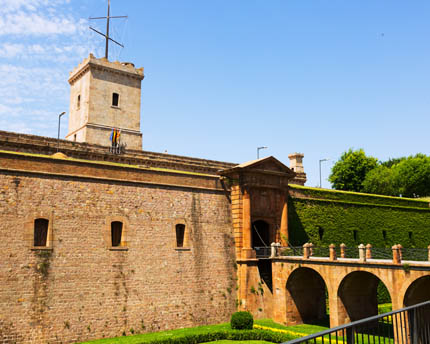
[205,341,274,344]
[78,319,328,344]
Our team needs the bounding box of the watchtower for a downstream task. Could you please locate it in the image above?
[65,54,144,150]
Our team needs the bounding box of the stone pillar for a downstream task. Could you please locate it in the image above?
[392,245,401,264]
[329,244,337,261]
[309,243,314,256]
[242,188,255,259]
[303,243,310,259]
[398,244,403,261]
[340,243,346,258]
[366,244,372,260]
[358,244,366,262]
[270,242,277,258]
[280,192,289,246]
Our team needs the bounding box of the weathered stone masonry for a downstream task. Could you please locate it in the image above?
[0,149,237,344]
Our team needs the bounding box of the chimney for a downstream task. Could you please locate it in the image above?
[288,153,306,185]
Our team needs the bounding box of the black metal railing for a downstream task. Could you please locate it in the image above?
[401,248,428,262]
[370,247,393,260]
[282,300,430,344]
[281,246,304,257]
[255,246,271,258]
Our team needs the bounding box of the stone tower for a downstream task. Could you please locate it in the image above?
[65,54,144,150]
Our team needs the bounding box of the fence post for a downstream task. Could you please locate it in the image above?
[303,243,310,259]
[366,244,372,259]
[358,244,366,262]
[270,242,276,258]
[309,243,314,256]
[392,245,401,264]
[329,244,337,261]
[398,244,403,261]
[409,308,418,344]
[340,243,346,258]
[346,327,355,344]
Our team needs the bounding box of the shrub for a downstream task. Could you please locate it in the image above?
[145,329,295,344]
[230,311,253,330]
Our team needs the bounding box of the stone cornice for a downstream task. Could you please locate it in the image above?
[68,54,144,85]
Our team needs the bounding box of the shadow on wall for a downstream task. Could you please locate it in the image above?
[287,198,309,246]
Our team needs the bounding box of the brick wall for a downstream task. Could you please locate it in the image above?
[0,157,237,343]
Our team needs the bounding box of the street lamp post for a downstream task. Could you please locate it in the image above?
[57,112,66,152]
[319,158,329,188]
[257,146,268,159]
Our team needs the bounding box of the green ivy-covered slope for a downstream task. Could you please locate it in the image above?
[288,185,430,248]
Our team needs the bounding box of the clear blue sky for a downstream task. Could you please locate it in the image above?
[1,1,429,187]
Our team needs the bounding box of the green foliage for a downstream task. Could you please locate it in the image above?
[77,319,327,344]
[147,330,295,344]
[360,154,430,198]
[329,149,378,192]
[378,303,392,314]
[231,311,254,330]
[288,187,430,248]
[392,155,430,198]
[381,157,405,168]
[289,185,429,209]
[377,282,391,304]
[362,166,397,196]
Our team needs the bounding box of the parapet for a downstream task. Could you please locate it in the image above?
[68,53,144,85]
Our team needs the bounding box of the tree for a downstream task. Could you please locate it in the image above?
[392,155,430,198]
[362,165,397,196]
[329,149,378,192]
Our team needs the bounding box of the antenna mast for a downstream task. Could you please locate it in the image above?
[89,0,127,59]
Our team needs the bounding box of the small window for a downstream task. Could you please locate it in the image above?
[353,230,358,242]
[176,224,185,248]
[77,95,81,109]
[318,227,324,240]
[112,93,119,107]
[34,219,49,247]
[111,221,123,247]
[73,134,77,142]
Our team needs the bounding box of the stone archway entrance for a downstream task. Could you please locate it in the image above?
[286,267,328,325]
[404,276,430,306]
[252,220,270,248]
[337,271,391,323]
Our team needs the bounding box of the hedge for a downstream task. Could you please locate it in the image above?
[289,184,430,209]
[288,187,430,248]
[144,329,296,344]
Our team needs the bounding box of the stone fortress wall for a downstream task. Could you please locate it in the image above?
[0,133,237,344]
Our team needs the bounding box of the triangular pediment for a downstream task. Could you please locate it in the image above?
[219,156,296,177]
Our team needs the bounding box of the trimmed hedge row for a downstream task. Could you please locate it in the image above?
[288,197,430,248]
[144,329,296,344]
[289,184,430,209]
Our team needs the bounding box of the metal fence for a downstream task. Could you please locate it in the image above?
[282,300,430,344]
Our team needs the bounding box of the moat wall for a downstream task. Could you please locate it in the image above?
[288,184,430,248]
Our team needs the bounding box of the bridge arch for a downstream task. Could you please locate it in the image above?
[336,271,392,323]
[403,276,430,307]
[285,267,328,325]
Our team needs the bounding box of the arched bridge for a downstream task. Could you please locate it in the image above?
[237,244,430,329]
